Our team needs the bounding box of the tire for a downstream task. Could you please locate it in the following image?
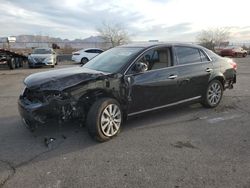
[19,59,23,67]
[243,53,247,57]
[201,80,223,108]
[86,98,122,142]
[22,118,36,132]
[15,58,19,68]
[81,57,88,64]
[9,58,15,69]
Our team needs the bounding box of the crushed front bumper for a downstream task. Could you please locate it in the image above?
[18,96,56,127]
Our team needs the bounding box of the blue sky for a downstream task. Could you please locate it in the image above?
[0,0,250,42]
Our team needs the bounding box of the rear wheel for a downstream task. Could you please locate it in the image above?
[201,80,223,108]
[9,58,15,69]
[81,57,88,64]
[86,98,122,142]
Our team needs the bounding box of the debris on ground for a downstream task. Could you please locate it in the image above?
[44,137,56,148]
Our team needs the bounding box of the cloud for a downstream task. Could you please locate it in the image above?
[132,23,196,41]
[0,0,250,41]
[0,0,144,39]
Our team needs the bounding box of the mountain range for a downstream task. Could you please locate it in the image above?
[0,35,110,49]
[0,35,106,43]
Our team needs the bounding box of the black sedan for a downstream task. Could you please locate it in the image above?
[18,43,237,142]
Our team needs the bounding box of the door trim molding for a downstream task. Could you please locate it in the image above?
[128,96,202,117]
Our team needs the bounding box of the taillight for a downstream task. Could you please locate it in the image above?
[73,53,80,55]
[228,59,237,70]
[230,61,237,70]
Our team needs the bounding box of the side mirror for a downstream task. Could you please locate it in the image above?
[134,62,148,73]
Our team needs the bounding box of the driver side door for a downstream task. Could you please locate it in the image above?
[125,47,180,114]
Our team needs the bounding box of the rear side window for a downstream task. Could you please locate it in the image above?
[199,50,210,62]
[175,47,201,65]
[85,49,96,53]
[95,49,104,53]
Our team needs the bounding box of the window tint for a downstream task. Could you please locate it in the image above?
[128,47,171,74]
[96,49,103,53]
[175,47,201,65]
[85,49,96,53]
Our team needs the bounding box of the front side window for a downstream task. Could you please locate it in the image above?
[175,47,202,65]
[128,47,171,74]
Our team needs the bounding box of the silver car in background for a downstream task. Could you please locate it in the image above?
[28,48,57,68]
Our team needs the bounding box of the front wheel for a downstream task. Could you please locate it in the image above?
[201,80,223,108]
[86,98,122,142]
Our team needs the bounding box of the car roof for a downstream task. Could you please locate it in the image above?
[119,42,204,49]
[81,48,103,51]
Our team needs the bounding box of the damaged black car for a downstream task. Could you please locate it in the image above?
[18,43,237,142]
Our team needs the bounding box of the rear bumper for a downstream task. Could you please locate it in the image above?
[71,56,81,63]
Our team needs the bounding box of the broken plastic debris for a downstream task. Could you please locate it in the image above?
[44,137,56,147]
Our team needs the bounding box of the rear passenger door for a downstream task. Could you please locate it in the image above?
[173,46,213,100]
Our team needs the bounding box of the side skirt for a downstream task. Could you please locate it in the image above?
[128,96,202,117]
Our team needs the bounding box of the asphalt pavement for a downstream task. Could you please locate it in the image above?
[0,58,250,188]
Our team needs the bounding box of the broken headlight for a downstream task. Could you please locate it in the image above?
[44,91,70,102]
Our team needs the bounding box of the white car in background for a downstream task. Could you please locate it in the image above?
[28,48,57,68]
[71,48,104,64]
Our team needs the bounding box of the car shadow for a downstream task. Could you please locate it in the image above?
[123,103,206,130]
[0,102,215,172]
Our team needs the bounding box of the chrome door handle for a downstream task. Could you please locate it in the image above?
[168,75,178,79]
[206,68,213,72]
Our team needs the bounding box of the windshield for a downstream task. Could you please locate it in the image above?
[83,47,143,73]
[32,49,52,54]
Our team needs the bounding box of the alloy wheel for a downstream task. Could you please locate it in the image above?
[207,82,222,106]
[100,104,121,137]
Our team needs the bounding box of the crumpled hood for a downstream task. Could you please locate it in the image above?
[24,67,109,90]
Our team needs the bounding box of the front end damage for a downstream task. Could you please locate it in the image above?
[18,87,84,131]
